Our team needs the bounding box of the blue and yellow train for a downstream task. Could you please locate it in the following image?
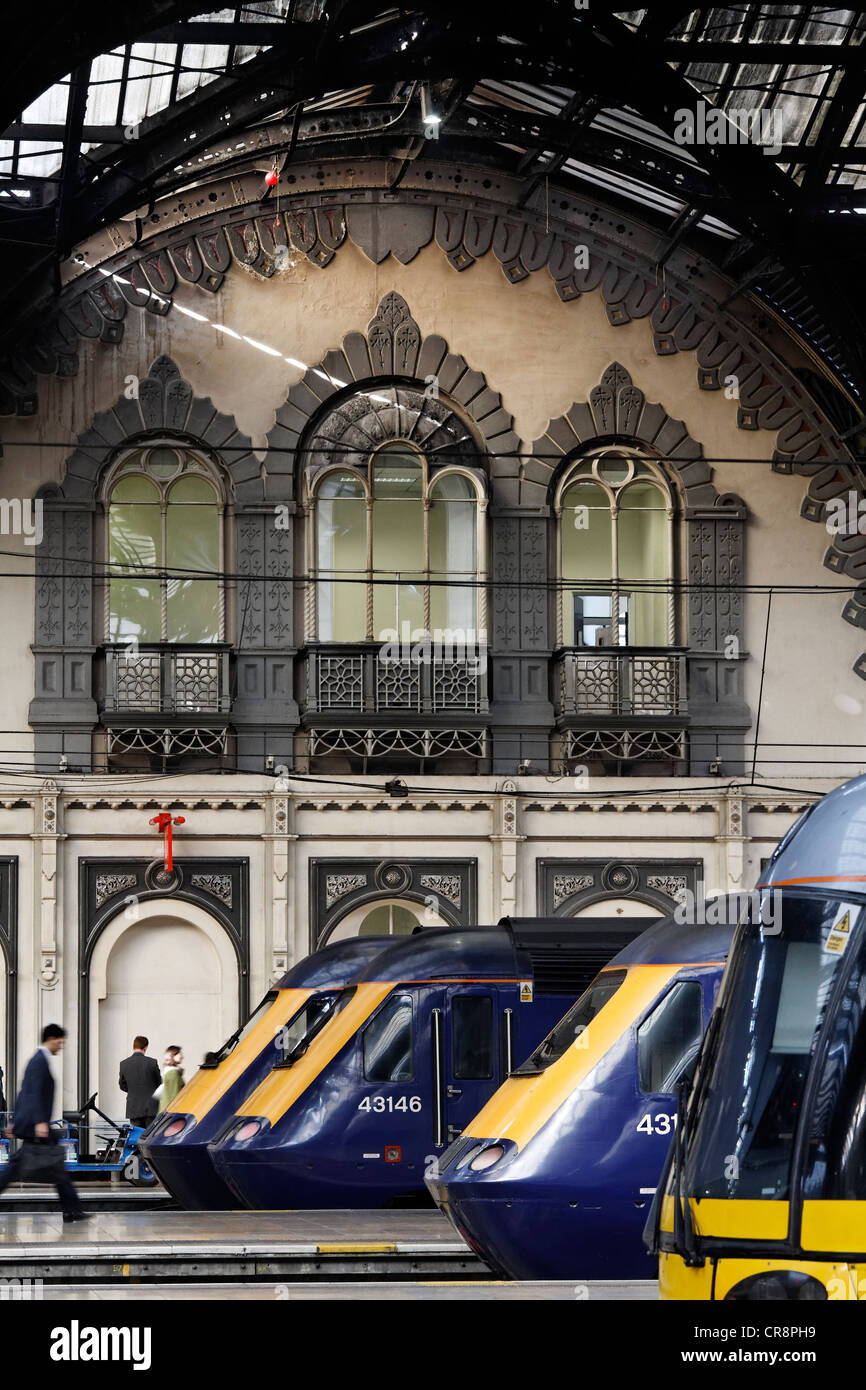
[141,935,391,1207]
[425,908,734,1278]
[649,775,866,1301]
[208,920,638,1209]
[146,915,644,1210]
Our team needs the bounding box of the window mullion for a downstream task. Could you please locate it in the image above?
[423,496,431,634]
[610,502,620,647]
[365,497,374,641]
[161,501,168,643]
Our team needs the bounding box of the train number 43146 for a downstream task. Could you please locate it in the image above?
[636,1112,678,1136]
[358,1095,422,1113]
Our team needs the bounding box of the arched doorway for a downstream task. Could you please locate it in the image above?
[324,896,449,944]
[89,901,238,1117]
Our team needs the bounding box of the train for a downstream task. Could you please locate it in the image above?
[197,917,646,1209]
[140,935,392,1208]
[425,907,735,1279]
[649,775,866,1301]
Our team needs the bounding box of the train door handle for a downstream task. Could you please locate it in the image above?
[446,1085,462,1099]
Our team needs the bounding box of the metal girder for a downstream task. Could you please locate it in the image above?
[0,0,206,132]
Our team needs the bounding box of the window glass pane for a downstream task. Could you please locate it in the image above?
[619,482,669,646]
[452,995,494,1079]
[561,481,613,647]
[372,449,425,638]
[359,905,419,936]
[685,896,861,1200]
[317,489,367,640]
[318,471,365,500]
[274,992,346,1068]
[148,447,181,478]
[372,450,422,499]
[513,970,627,1074]
[637,981,703,1093]
[430,473,474,501]
[108,502,162,641]
[166,505,220,643]
[429,494,476,634]
[363,994,414,1081]
[169,474,217,503]
[111,475,160,504]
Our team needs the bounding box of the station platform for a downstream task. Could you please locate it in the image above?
[0,1185,174,1212]
[0,1209,487,1282]
[36,1279,659,1300]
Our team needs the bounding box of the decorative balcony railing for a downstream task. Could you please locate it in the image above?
[556,648,687,718]
[305,644,488,715]
[103,646,231,715]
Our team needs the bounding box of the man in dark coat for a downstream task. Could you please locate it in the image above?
[118,1036,161,1130]
[0,1063,5,1113]
[0,1024,87,1221]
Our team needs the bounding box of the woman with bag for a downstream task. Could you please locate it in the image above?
[0,1024,88,1223]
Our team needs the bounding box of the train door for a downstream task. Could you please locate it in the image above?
[632,978,704,1186]
[439,988,500,1144]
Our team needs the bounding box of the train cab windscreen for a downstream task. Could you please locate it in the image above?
[202,991,278,1067]
[274,990,353,1069]
[512,969,627,1075]
[637,981,703,1094]
[363,994,414,1082]
[683,894,866,1202]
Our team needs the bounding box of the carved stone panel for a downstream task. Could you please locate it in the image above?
[311,857,477,949]
[538,858,701,916]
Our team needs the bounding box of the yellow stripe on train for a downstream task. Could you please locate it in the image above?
[460,965,680,1151]
[236,982,396,1125]
[167,988,315,1122]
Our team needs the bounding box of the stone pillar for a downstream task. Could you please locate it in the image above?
[489,513,554,773]
[717,791,747,895]
[33,783,64,1097]
[489,780,524,920]
[233,506,298,771]
[264,786,296,982]
[30,498,97,773]
[686,495,751,776]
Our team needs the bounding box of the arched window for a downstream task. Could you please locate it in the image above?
[105,445,224,644]
[558,448,674,648]
[314,443,481,642]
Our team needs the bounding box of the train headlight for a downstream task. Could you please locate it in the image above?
[161,1115,193,1140]
[724,1271,827,1301]
[235,1119,264,1143]
[456,1145,482,1170]
[469,1143,505,1172]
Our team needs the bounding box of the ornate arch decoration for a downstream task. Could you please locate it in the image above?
[51,354,260,503]
[31,356,295,772]
[265,289,518,493]
[530,362,749,773]
[77,855,250,1102]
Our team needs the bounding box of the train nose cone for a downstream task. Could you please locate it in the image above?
[140,1114,240,1210]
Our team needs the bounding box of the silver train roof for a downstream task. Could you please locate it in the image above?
[760,773,866,895]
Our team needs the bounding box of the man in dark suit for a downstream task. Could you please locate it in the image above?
[118,1036,161,1130]
[0,1024,87,1221]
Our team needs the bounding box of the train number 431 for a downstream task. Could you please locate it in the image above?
[636,1112,678,1136]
